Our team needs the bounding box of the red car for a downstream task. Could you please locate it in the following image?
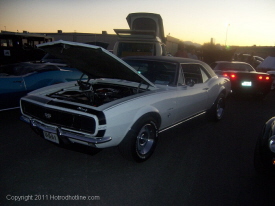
[210,61,272,96]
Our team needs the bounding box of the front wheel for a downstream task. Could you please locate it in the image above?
[118,116,158,162]
[254,123,275,175]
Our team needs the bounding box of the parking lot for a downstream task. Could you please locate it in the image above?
[1,91,275,206]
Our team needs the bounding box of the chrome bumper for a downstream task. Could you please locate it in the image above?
[20,115,112,146]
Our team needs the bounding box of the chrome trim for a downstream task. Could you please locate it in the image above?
[0,106,20,112]
[159,111,206,133]
[20,116,112,144]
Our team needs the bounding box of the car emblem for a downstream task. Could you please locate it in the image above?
[44,113,52,119]
[77,106,88,112]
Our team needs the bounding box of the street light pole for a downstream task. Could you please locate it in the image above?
[225,24,230,46]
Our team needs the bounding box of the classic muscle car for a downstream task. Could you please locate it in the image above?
[210,61,272,96]
[0,62,83,111]
[254,117,275,175]
[20,40,231,162]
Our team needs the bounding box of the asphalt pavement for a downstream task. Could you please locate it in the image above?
[1,91,275,206]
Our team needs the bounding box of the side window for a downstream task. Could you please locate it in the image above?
[8,39,13,47]
[181,64,210,84]
[181,64,203,84]
[200,67,210,83]
[1,39,8,47]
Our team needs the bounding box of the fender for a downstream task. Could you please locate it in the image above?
[118,105,161,135]
[131,106,161,128]
[257,117,275,162]
[219,77,231,97]
[260,117,275,144]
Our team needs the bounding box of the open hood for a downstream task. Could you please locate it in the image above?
[37,40,155,87]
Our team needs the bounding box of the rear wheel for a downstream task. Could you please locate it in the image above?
[208,93,225,121]
[118,116,158,162]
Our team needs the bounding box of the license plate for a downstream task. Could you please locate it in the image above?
[43,131,59,144]
[241,81,252,87]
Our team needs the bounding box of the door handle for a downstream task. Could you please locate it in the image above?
[203,88,209,90]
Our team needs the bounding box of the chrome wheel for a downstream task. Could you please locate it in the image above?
[118,116,159,162]
[136,123,156,157]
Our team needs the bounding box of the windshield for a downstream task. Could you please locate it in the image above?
[117,42,155,57]
[125,59,177,86]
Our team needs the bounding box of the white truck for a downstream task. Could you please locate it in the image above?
[113,13,167,57]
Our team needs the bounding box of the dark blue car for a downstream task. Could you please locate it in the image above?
[0,62,83,111]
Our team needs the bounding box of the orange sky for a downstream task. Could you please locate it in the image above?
[1,0,274,46]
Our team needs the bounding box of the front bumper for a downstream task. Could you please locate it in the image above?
[20,115,112,147]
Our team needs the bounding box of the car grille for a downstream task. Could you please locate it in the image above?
[21,100,96,134]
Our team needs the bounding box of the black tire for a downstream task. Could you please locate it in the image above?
[208,93,225,121]
[118,116,159,162]
[254,122,275,176]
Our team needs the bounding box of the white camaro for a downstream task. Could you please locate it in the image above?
[20,40,231,162]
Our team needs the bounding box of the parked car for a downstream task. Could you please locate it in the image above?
[0,62,84,111]
[20,40,231,162]
[234,53,264,68]
[257,56,275,73]
[268,71,275,90]
[210,61,272,96]
[257,56,275,90]
[254,117,275,175]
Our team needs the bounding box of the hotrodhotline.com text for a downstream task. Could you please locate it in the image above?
[6,194,100,202]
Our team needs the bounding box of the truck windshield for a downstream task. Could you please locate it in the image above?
[117,42,155,57]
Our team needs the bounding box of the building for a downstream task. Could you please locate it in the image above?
[40,30,117,51]
[40,30,181,55]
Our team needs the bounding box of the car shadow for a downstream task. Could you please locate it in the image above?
[228,90,273,101]
[57,142,102,156]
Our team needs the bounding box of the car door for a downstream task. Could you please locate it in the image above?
[174,64,209,122]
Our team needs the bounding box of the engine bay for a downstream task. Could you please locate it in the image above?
[47,80,146,107]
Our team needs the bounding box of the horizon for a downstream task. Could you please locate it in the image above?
[1,0,274,47]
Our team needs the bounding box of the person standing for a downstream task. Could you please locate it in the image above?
[188,49,198,60]
[174,44,188,58]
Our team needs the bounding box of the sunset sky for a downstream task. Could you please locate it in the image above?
[1,0,274,46]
